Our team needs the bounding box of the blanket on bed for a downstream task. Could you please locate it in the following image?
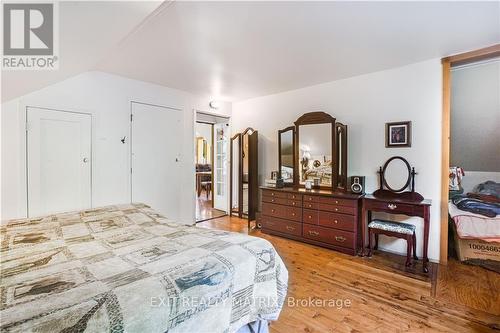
[0,204,288,333]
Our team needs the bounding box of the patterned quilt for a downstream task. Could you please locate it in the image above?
[0,204,288,333]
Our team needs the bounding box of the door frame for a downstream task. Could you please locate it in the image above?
[440,44,500,264]
[194,110,231,215]
[195,120,215,205]
[25,106,93,217]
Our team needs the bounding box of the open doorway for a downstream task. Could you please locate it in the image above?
[441,45,500,267]
[195,112,230,222]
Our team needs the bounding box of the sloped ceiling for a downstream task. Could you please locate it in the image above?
[1,1,163,102]
[2,1,499,103]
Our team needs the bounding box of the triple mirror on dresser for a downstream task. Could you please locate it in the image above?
[266,112,361,256]
[278,111,348,191]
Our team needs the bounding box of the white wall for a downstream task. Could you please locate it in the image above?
[461,171,500,193]
[1,71,231,223]
[232,59,442,261]
[450,59,500,172]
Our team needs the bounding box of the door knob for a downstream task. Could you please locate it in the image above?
[83,157,89,163]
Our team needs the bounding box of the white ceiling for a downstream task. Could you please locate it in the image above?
[96,1,500,101]
[3,1,500,103]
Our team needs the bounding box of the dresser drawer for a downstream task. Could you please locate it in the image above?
[288,193,303,201]
[304,195,319,203]
[318,203,356,215]
[262,217,302,237]
[287,199,302,208]
[261,189,287,199]
[318,211,356,232]
[286,207,302,222]
[303,201,318,209]
[366,201,415,215]
[262,195,287,205]
[318,197,357,208]
[303,224,355,249]
[262,202,286,218]
[303,209,318,224]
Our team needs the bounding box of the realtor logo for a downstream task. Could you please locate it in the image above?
[2,2,58,70]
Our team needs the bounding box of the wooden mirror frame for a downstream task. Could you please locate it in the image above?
[229,127,258,223]
[335,123,348,190]
[294,112,337,190]
[381,156,412,193]
[229,133,242,218]
[278,126,295,186]
[373,156,424,202]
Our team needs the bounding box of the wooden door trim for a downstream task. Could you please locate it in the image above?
[440,60,451,265]
[442,44,500,67]
[211,123,214,206]
[440,44,499,265]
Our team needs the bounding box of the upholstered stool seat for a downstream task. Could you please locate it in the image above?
[368,220,416,235]
[368,219,417,267]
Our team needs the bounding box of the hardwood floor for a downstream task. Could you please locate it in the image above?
[198,216,500,332]
[195,190,226,222]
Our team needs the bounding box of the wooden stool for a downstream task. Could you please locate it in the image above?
[368,219,418,267]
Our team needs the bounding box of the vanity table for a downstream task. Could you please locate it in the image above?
[361,194,432,272]
[361,156,432,273]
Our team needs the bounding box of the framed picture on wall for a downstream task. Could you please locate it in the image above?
[386,121,411,148]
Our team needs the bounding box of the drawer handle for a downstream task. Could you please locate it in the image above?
[308,230,319,236]
[292,212,296,217]
[333,219,338,224]
[309,197,313,201]
[271,209,275,213]
[286,226,295,231]
[271,199,275,202]
[308,215,312,219]
[388,204,397,210]
[335,200,339,204]
[292,202,296,206]
[308,204,312,208]
[335,236,346,242]
[271,193,275,196]
[334,208,338,212]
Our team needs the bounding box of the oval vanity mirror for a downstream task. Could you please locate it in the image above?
[382,156,411,193]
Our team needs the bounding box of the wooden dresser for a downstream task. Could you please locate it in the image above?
[261,187,363,255]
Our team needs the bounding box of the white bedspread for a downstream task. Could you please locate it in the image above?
[449,202,500,241]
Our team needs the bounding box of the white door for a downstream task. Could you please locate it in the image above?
[27,108,92,217]
[213,122,229,212]
[131,102,182,219]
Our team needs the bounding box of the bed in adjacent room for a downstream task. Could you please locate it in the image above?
[448,181,500,271]
[0,203,288,333]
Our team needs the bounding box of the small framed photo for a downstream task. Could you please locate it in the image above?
[386,121,411,148]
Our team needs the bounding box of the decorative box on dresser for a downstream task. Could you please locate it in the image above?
[261,187,363,255]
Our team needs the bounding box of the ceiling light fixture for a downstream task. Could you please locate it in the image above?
[209,100,220,109]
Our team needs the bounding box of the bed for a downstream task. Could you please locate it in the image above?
[448,181,500,271]
[0,203,288,333]
[302,159,332,184]
[449,201,500,241]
